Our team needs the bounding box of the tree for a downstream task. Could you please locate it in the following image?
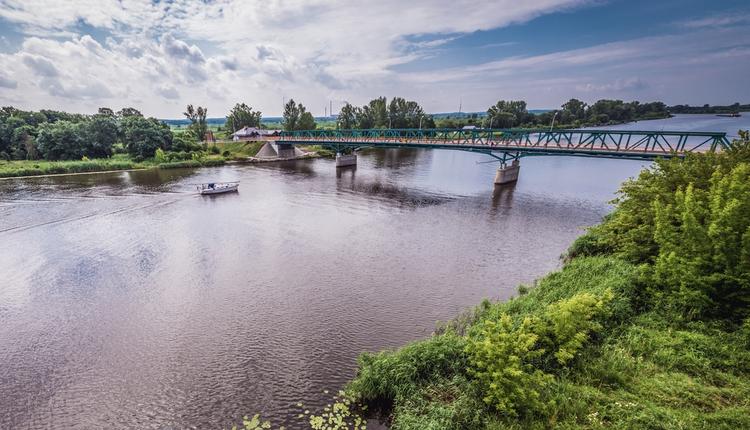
[387,97,426,128]
[561,99,587,121]
[36,121,86,160]
[225,103,262,133]
[487,100,528,128]
[97,107,115,117]
[83,115,118,158]
[337,103,358,129]
[353,97,388,128]
[298,110,316,130]
[172,133,200,152]
[183,104,208,142]
[120,116,172,159]
[117,107,142,118]
[282,99,300,131]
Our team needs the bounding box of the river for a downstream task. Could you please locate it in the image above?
[0,114,747,429]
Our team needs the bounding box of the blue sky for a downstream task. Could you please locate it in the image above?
[0,0,748,117]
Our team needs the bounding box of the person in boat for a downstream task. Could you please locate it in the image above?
[208,183,215,189]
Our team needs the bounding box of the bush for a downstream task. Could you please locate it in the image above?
[172,133,201,152]
[210,145,221,154]
[649,164,750,321]
[154,148,167,163]
[565,230,610,261]
[466,291,612,417]
[466,314,552,417]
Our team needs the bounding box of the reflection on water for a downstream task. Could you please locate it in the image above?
[0,114,747,429]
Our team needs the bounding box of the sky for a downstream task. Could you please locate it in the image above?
[0,0,748,118]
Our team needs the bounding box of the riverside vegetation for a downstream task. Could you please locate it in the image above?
[0,97,677,178]
[0,106,269,178]
[230,130,750,430]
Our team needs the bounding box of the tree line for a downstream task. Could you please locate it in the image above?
[478,98,670,129]
[0,97,682,162]
[0,107,174,161]
[668,102,749,114]
[297,97,670,131]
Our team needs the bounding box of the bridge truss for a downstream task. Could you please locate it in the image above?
[277,128,732,163]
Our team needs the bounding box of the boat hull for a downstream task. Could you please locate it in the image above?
[199,185,239,195]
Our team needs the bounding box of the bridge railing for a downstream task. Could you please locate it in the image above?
[278,128,731,156]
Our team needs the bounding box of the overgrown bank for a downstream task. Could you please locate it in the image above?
[0,141,270,178]
[338,131,750,430]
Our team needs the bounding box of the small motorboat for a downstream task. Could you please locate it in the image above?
[196,181,239,195]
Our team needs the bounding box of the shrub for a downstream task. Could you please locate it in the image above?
[466,291,613,417]
[154,148,167,163]
[650,164,750,320]
[565,231,610,261]
[210,145,221,154]
[466,314,552,417]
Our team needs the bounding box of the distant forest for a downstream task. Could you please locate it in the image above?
[668,103,749,114]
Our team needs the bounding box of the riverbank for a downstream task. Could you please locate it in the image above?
[0,141,329,179]
[0,156,228,179]
[336,132,750,429]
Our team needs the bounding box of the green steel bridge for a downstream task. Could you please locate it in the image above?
[275,128,732,184]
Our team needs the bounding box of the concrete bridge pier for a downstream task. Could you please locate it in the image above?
[276,143,296,159]
[494,159,520,185]
[335,153,357,168]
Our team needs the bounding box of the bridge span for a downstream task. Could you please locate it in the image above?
[275,128,731,185]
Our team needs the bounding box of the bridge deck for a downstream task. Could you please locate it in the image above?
[277,128,731,160]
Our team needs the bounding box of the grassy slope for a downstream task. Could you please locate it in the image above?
[0,154,146,177]
[347,257,750,429]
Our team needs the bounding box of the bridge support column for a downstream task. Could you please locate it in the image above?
[494,159,520,185]
[335,153,357,168]
[276,143,296,159]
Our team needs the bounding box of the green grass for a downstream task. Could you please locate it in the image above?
[210,141,265,159]
[346,257,750,429]
[0,148,239,178]
[0,157,143,178]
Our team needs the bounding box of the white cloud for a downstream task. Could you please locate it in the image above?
[680,12,750,28]
[160,33,205,64]
[22,54,59,77]
[0,0,746,116]
[157,85,180,100]
[0,0,594,116]
[576,77,648,93]
[0,73,17,89]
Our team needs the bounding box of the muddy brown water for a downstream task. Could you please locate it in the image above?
[1,115,747,429]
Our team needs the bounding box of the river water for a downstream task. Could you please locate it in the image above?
[0,115,747,429]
